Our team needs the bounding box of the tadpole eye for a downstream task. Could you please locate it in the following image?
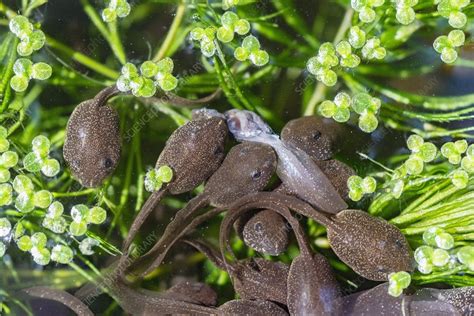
[103,158,114,169]
[395,239,405,249]
[254,222,263,232]
[312,130,322,140]
[251,170,262,179]
[213,146,224,156]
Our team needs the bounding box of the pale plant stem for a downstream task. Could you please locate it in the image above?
[153,2,186,62]
[304,8,354,116]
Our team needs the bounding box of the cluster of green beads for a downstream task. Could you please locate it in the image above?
[117,59,178,97]
[394,0,418,25]
[9,15,46,57]
[437,0,469,28]
[190,27,218,57]
[387,271,411,297]
[441,141,474,188]
[234,35,270,67]
[415,227,455,274]
[361,38,386,60]
[0,127,18,185]
[307,43,339,86]
[16,230,74,265]
[404,135,437,175]
[347,175,377,201]
[42,201,67,234]
[433,30,465,64]
[190,11,269,67]
[216,12,250,43]
[222,0,240,10]
[319,92,381,133]
[69,204,107,236]
[351,0,385,23]
[102,0,131,23]
[144,165,173,192]
[10,58,52,92]
[23,135,60,177]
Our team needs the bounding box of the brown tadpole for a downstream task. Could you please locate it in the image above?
[121,115,228,253]
[220,198,341,312]
[280,116,355,200]
[280,116,344,161]
[218,299,288,316]
[327,209,413,281]
[335,283,467,315]
[242,209,289,256]
[126,142,277,278]
[183,238,289,305]
[63,85,122,188]
[229,192,413,281]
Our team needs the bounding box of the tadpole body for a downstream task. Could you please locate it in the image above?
[127,142,277,277]
[221,197,341,311]
[335,283,466,315]
[280,116,343,161]
[224,109,347,214]
[184,238,289,305]
[328,209,413,281]
[240,116,354,255]
[231,192,412,281]
[64,86,121,188]
[218,299,288,316]
[242,209,289,256]
[122,115,228,252]
[280,116,354,201]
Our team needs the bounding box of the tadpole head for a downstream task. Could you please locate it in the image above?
[204,142,277,207]
[242,210,289,256]
[224,110,274,142]
[64,100,121,188]
[281,116,342,161]
[156,116,228,194]
[328,209,413,281]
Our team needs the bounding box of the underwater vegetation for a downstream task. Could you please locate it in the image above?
[0,0,474,314]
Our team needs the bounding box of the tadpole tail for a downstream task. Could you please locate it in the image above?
[122,188,168,253]
[94,85,122,106]
[164,89,221,107]
[125,194,209,278]
[181,238,227,270]
[22,286,94,316]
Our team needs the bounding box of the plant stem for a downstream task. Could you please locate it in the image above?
[80,0,126,64]
[52,189,98,198]
[46,36,119,79]
[108,21,127,65]
[153,2,186,62]
[304,8,354,116]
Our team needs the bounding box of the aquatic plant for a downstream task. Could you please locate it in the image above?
[0,0,473,314]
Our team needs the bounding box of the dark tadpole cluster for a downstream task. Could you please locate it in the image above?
[47,102,474,315]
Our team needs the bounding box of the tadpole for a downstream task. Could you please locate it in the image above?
[64,85,122,188]
[224,109,347,214]
[242,209,289,256]
[335,283,468,315]
[126,142,277,278]
[240,117,355,255]
[280,116,343,161]
[220,198,341,313]
[229,192,413,281]
[219,299,288,316]
[122,115,228,253]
